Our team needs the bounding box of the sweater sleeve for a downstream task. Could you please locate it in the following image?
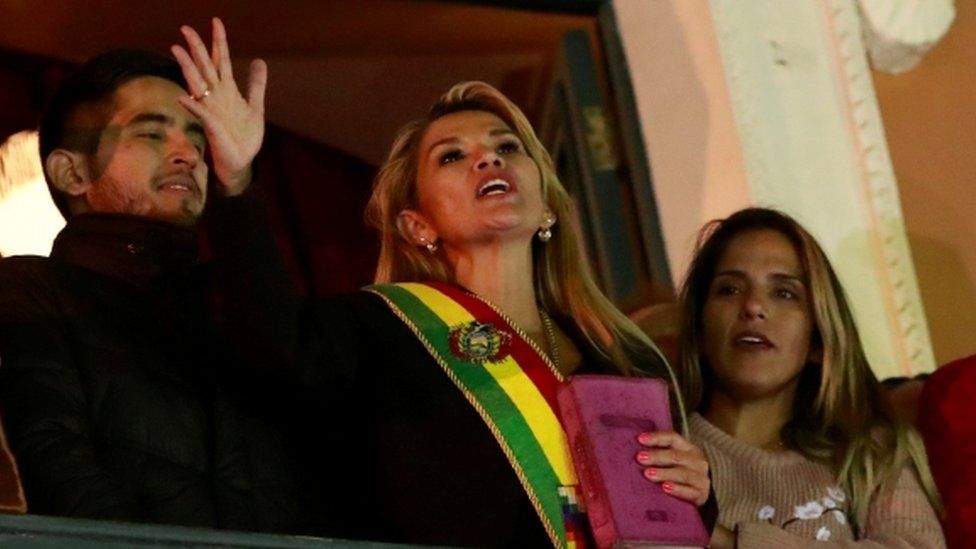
[734,466,945,548]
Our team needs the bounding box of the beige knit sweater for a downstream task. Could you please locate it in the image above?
[689,414,945,548]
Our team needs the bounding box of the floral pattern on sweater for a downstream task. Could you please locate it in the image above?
[752,485,851,541]
[689,413,945,547]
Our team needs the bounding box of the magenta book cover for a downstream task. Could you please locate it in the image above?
[557,375,709,548]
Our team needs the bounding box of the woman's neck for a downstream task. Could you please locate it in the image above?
[447,239,541,331]
[446,238,583,374]
[702,389,796,451]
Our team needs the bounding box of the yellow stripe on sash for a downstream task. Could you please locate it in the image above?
[403,283,577,486]
[489,355,577,486]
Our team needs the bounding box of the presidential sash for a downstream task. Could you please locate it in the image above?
[366,282,586,548]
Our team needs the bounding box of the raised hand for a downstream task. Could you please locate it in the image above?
[171,17,267,196]
[635,431,711,506]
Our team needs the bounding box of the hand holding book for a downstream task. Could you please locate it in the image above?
[635,430,710,506]
[558,376,711,548]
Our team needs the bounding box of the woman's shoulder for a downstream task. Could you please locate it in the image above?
[324,288,390,311]
[295,289,430,383]
[312,288,405,331]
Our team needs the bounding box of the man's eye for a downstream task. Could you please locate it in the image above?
[138,132,163,140]
[439,150,463,165]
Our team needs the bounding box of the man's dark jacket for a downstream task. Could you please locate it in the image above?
[0,214,300,532]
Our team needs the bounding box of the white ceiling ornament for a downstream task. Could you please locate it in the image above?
[857,0,956,74]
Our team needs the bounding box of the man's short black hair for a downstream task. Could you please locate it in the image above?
[39,49,187,218]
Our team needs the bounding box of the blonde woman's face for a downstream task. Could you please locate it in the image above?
[702,229,815,403]
[409,110,545,248]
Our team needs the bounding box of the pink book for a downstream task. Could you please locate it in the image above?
[557,375,710,548]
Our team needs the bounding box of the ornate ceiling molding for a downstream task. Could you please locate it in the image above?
[823,0,937,372]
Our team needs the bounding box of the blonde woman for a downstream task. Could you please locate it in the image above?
[676,208,943,547]
[216,81,716,546]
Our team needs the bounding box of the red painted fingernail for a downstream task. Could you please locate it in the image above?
[636,450,651,464]
[662,482,674,492]
[643,468,657,481]
[637,433,652,445]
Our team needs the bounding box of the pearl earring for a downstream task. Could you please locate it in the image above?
[419,236,438,253]
[538,212,556,243]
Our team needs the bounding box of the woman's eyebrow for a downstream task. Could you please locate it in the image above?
[425,128,518,157]
[490,128,516,137]
[713,270,805,286]
[713,269,746,279]
[770,273,804,284]
[425,136,461,156]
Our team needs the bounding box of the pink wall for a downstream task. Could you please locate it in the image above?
[873,2,976,365]
[613,0,751,281]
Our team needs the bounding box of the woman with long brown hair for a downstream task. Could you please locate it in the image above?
[677,207,943,546]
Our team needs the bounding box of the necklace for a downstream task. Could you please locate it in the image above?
[539,309,560,371]
[458,288,563,379]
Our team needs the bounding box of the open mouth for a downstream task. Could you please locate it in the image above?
[476,178,512,198]
[161,183,194,192]
[157,177,199,195]
[734,332,774,349]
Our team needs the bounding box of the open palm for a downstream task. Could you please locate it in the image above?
[171,17,267,196]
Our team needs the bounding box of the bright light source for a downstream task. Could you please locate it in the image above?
[0,131,65,257]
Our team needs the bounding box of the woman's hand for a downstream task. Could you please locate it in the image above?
[635,431,711,506]
[171,17,267,196]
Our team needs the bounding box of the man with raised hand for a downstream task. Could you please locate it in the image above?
[0,19,298,532]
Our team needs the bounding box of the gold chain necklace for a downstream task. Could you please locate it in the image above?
[539,309,560,371]
[455,288,564,380]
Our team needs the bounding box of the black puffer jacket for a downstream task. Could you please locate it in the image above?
[0,214,299,532]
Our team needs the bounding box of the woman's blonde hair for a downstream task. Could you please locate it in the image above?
[365,81,686,423]
[677,207,941,530]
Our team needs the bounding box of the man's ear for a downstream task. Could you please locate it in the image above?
[45,149,93,198]
[396,209,437,246]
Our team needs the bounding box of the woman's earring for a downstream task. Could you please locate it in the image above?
[538,226,552,243]
[419,236,438,253]
[538,212,557,243]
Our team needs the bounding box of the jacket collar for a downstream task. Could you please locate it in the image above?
[50,213,200,289]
